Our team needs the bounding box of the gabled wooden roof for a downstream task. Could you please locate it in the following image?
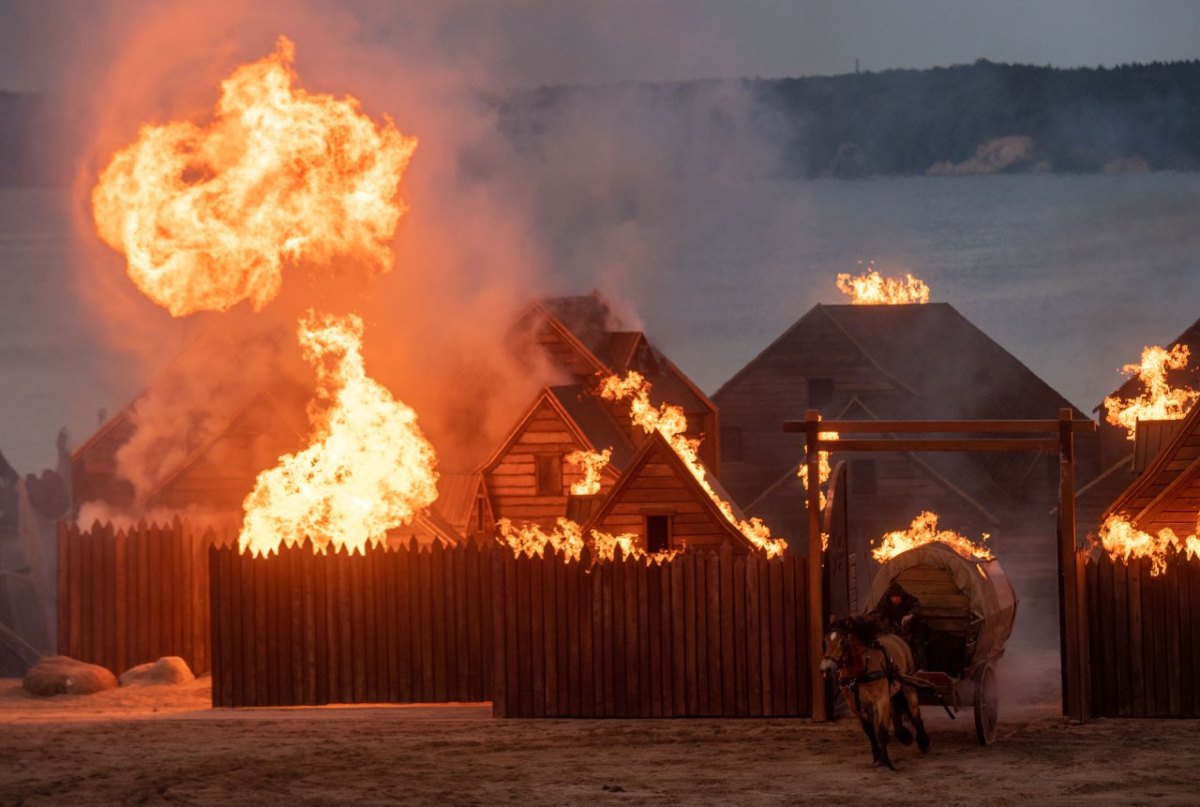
[477,385,635,476]
[434,473,484,536]
[582,431,752,550]
[1104,401,1200,534]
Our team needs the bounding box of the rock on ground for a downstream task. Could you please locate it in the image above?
[119,656,194,687]
[22,656,117,696]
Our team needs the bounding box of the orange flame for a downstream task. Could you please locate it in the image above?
[496,517,585,563]
[836,268,930,305]
[599,371,787,558]
[797,431,839,511]
[567,448,611,495]
[1103,345,1199,440]
[1097,513,1200,577]
[238,313,439,556]
[92,36,416,316]
[590,530,680,565]
[871,511,993,563]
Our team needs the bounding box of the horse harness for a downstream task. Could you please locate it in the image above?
[833,640,901,717]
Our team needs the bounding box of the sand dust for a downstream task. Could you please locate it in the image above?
[0,669,1197,806]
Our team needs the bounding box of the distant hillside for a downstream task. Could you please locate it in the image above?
[496,59,1200,179]
[4,59,1200,186]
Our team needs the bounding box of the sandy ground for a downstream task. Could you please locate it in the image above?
[0,668,1197,807]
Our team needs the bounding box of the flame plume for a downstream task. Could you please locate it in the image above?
[871,511,993,563]
[599,371,787,558]
[1097,514,1200,577]
[567,448,611,495]
[836,268,930,305]
[797,431,839,511]
[1103,345,1199,440]
[92,36,416,316]
[496,517,586,563]
[238,313,438,556]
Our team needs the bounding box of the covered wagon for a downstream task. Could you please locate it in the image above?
[863,542,1018,744]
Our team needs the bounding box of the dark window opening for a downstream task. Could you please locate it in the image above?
[721,427,744,462]
[535,454,563,496]
[646,515,671,553]
[807,377,834,407]
[475,495,488,531]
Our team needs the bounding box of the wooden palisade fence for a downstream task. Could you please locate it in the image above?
[209,539,495,707]
[1078,548,1200,718]
[492,543,810,717]
[58,520,219,677]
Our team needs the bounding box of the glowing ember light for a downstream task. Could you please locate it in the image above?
[1103,345,1199,440]
[599,371,788,558]
[871,511,993,563]
[836,267,930,305]
[797,431,839,510]
[496,517,585,563]
[1097,513,1200,577]
[238,312,438,556]
[567,448,611,495]
[92,36,416,316]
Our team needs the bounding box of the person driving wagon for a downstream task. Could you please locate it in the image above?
[871,582,929,670]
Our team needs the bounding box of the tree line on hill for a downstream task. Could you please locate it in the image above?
[3,58,1200,186]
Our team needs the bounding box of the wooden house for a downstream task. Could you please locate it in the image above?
[1077,316,1200,540]
[479,384,636,531]
[514,293,720,470]
[582,432,757,553]
[712,302,1094,633]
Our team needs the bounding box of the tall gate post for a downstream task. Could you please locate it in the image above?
[805,410,827,722]
[1058,407,1088,722]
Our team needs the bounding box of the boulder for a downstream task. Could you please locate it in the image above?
[23,655,117,696]
[119,656,195,687]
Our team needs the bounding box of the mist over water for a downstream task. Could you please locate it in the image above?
[4,171,1200,476]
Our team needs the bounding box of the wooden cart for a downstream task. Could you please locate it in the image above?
[863,542,1018,745]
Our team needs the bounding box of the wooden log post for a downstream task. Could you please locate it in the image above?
[804,409,826,722]
[1058,407,1087,723]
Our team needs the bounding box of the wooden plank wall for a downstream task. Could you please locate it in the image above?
[209,539,494,707]
[57,520,218,676]
[1080,549,1200,718]
[493,543,810,718]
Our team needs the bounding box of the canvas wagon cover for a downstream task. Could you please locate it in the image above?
[864,542,1018,664]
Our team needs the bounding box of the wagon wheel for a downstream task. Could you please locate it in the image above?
[973,662,999,745]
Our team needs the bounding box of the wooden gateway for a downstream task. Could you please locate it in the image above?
[864,542,1017,744]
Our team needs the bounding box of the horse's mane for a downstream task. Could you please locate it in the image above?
[834,615,884,645]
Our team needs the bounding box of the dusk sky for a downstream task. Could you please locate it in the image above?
[2,0,1200,91]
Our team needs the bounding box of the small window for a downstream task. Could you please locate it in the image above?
[535,454,563,496]
[807,377,834,407]
[646,515,671,553]
[721,427,744,462]
[851,459,877,497]
[475,495,488,531]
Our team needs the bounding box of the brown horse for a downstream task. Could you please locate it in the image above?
[820,616,930,770]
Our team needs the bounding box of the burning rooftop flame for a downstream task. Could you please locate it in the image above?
[871,511,994,563]
[599,372,787,558]
[567,448,611,496]
[836,268,930,305]
[1097,514,1200,577]
[92,36,416,316]
[496,517,585,564]
[1103,345,1199,440]
[238,312,438,556]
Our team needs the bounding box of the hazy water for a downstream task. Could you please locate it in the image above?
[3,173,1200,475]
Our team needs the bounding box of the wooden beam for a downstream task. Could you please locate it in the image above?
[1058,407,1087,723]
[804,410,826,722]
[784,419,1096,435]
[813,438,1060,453]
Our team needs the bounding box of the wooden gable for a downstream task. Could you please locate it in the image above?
[480,390,621,530]
[584,433,750,554]
[1105,403,1200,535]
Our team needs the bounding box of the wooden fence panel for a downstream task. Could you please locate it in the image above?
[496,548,810,718]
[57,521,219,677]
[1079,551,1200,718]
[208,539,496,708]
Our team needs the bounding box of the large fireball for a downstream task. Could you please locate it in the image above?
[92,36,417,316]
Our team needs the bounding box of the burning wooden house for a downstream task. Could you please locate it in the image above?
[713,301,1094,624]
